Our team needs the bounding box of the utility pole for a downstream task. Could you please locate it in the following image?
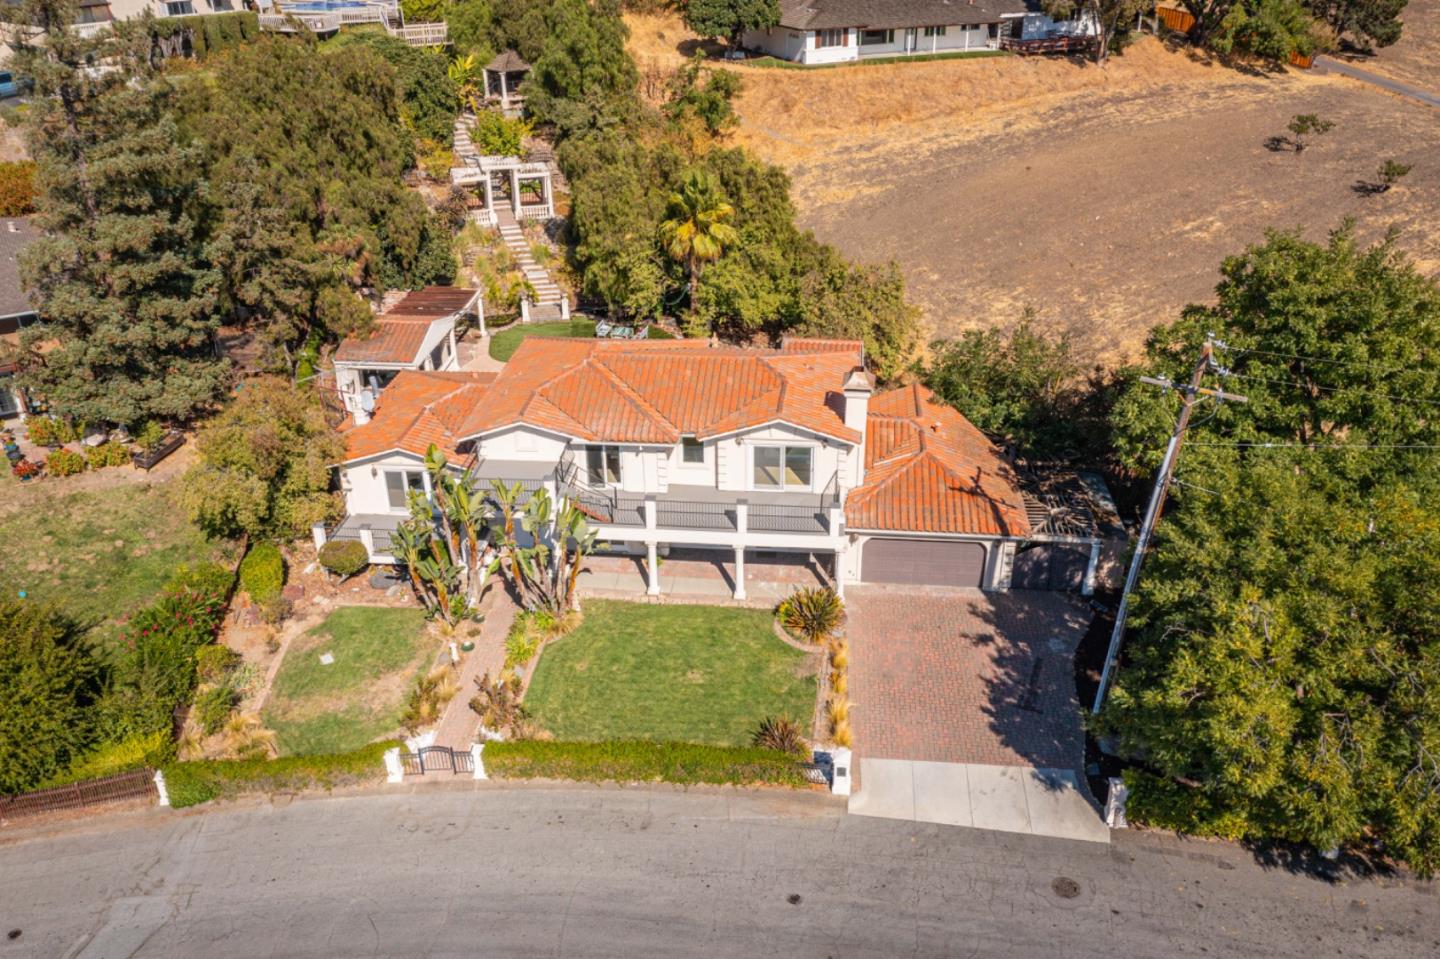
[1091,337,1246,714]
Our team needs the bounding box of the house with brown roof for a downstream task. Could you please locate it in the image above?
[318,337,1108,597]
[743,0,1095,64]
[332,286,482,421]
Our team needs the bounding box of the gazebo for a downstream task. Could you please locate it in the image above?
[484,50,530,118]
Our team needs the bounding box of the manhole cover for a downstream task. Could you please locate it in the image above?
[1051,877,1082,899]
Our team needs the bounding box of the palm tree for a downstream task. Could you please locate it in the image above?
[449,54,482,113]
[658,170,740,333]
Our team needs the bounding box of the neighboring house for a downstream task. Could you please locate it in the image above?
[319,337,1111,598]
[0,217,39,420]
[742,0,1095,64]
[331,287,482,421]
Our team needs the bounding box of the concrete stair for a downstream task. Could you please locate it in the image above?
[495,210,568,319]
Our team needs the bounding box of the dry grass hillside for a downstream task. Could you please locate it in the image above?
[1338,0,1439,91]
[624,12,1440,366]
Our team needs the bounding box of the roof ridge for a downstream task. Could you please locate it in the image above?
[591,355,682,436]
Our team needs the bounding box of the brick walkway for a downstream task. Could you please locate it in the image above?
[430,582,518,749]
[846,586,1093,773]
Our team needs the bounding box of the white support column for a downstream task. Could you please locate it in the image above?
[510,168,521,216]
[384,747,404,783]
[446,327,458,370]
[733,546,747,601]
[1082,540,1102,596]
[644,495,657,532]
[735,499,748,535]
[482,174,494,215]
[471,742,487,780]
[311,522,328,552]
[832,552,845,600]
[646,541,660,596]
[358,525,376,561]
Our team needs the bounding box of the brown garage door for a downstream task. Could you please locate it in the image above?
[862,538,986,588]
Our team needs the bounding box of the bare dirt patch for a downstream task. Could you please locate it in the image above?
[725,37,1440,364]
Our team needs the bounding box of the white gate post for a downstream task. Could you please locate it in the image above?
[384,747,405,783]
[471,742,487,780]
[1104,776,1129,828]
[830,747,853,797]
[153,769,171,807]
[311,522,328,552]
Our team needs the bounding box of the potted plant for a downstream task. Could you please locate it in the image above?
[12,458,42,480]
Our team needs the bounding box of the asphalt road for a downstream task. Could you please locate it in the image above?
[0,784,1434,958]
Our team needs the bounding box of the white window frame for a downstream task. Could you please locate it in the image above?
[385,469,426,511]
[815,28,846,48]
[750,444,815,492]
[584,444,622,486]
[859,28,895,46]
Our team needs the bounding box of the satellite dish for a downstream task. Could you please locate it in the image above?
[359,389,376,413]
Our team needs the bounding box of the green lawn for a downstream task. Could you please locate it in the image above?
[263,606,434,756]
[523,600,818,747]
[0,478,219,654]
[488,320,674,362]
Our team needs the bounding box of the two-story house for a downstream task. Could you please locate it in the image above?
[331,286,482,421]
[319,337,1108,597]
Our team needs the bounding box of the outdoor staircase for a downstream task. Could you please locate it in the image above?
[495,208,569,323]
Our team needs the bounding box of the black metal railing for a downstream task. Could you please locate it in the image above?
[656,500,737,531]
[748,503,830,535]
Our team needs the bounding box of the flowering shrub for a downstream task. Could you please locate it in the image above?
[45,448,87,477]
[104,587,230,738]
[11,458,42,479]
[24,416,61,447]
[86,441,132,469]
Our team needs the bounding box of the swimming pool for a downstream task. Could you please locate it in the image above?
[276,1,380,11]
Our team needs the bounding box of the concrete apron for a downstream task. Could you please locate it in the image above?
[848,758,1110,844]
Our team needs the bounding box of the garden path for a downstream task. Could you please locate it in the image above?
[430,582,517,749]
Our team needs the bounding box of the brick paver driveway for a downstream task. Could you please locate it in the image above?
[846,586,1094,772]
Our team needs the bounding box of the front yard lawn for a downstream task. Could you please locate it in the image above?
[263,606,435,756]
[488,320,673,362]
[0,478,219,655]
[523,600,817,747]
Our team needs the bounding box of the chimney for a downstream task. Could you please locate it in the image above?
[841,367,874,485]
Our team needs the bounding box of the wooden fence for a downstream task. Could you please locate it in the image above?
[1,769,158,821]
[1155,5,1197,33]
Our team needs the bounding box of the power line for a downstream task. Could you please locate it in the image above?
[1218,370,1440,410]
[1183,441,1440,450]
[1216,344,1426,378]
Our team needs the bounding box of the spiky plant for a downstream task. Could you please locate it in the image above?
[752,716,808,756]
[776,587,844,644]
[222,714,277,761]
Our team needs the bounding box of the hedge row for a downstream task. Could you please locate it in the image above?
[483,740,810,788]
[162,741,398,808]
[148,11,259,62]
[239,543,284,603]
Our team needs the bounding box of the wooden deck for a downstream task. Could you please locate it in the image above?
[258,6,448,46]
[997,35,1098,56]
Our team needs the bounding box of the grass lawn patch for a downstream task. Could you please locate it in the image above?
[523,600,817,747]
[0,478,219,655]
[263,606,435,756]
[488,320,674,362]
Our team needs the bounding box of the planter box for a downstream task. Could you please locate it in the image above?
[131,430,185,471]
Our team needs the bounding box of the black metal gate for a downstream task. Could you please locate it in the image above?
[401,746,475,776]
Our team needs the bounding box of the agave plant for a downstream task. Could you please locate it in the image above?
[752,716,808,757]
[777,587,844,644]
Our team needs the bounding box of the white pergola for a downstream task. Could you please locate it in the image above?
[451,155,555,222]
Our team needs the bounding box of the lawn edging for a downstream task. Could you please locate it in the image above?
[162,741,399,808]
[483,740,812,788]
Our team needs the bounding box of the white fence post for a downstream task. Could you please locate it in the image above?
[1104,776,1129,828]
[830,747,852,797]
[471,742,487,780]
[153,769,171,807]
[384,747,405,783]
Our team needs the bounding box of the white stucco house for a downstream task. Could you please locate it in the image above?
[318,337,1113,598]
[742,0,1096,64]
[331,286,482,420]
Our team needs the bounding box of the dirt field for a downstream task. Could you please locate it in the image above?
[627,15,1440,365]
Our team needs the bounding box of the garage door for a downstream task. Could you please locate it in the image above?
[862,539,986,588]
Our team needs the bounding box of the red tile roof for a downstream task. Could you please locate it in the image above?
[451,337,865,444]
[343,371,496,461]
[333,287,477,365]
[334,318,433,365]
[846,384,1030,537]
